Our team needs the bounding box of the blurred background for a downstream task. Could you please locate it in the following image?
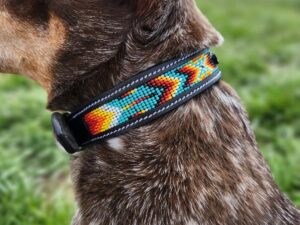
[0,0,299,224]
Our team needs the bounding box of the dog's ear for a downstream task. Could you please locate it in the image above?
[133,0,223,47]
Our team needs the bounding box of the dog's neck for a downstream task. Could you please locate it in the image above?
[47,0,222,112]
[44,1,300,224]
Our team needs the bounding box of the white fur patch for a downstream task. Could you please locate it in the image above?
[72,209,83,225]
[187,219,198,225]
[107,137,124,152]
[88,221,98,225]
[196,190,207,211]
[96,159,109,167]
[222,193,239,218]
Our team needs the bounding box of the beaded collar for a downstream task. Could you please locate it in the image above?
[52,49,222,154]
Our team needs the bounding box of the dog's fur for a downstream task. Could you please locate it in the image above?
[0,0,299,224]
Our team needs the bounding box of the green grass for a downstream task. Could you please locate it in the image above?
[0,0,299,224]
[0,78,75,224]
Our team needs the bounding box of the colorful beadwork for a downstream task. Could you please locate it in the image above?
[84,50,218,136]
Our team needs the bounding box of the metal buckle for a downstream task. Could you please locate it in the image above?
[51,112,81,154]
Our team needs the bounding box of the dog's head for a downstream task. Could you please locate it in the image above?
[0,0,223,108]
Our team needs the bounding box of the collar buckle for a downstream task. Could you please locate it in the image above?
[51,112,81,154]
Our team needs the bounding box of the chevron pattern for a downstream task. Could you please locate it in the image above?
[84,50,218,136]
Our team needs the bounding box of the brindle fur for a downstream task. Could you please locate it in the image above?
[0,0,299,225]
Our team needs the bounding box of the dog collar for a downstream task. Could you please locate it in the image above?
[51,49,222,154]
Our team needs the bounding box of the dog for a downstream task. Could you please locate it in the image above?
[0,0,299,224]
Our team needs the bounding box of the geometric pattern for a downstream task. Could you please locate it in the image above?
[84,50,219,136]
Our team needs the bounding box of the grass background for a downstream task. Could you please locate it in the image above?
[0,0,299,224]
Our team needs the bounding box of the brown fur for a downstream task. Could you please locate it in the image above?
[0,5,65,91]
[0,0,299,225]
